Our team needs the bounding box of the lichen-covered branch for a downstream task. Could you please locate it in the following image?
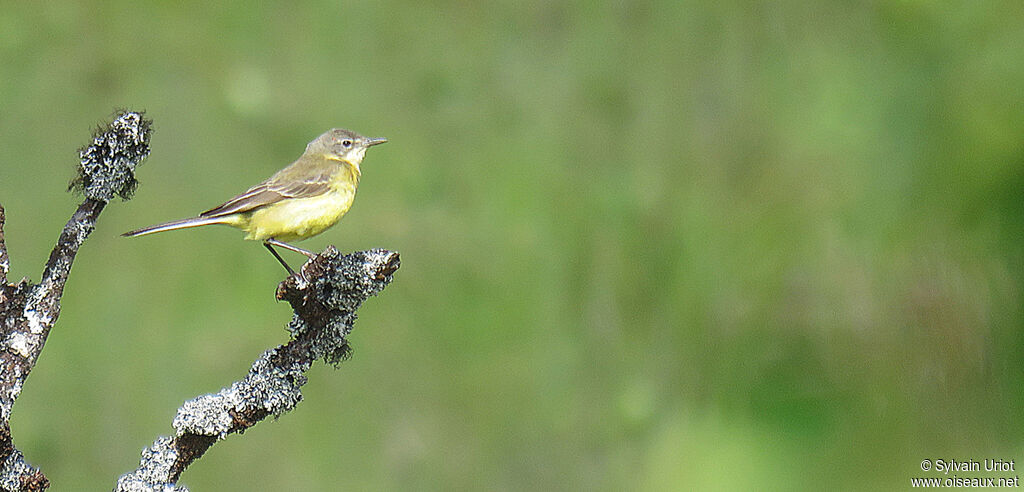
[115,247,399,492]
[0,205,8,285]
[0,111,152,491]
[2,199,106,381]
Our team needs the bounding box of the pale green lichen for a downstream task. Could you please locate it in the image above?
[172,350,307,438]
[114,437,188,492]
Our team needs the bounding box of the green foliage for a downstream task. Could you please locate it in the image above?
[2,1,1022,489]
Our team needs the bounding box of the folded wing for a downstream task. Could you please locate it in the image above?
[200,172,333,218]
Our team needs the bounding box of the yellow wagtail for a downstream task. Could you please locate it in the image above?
[123,128,387,274]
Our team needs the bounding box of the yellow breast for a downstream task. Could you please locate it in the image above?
[240,169,358,242]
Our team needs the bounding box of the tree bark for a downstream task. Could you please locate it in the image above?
[1,111,151,491]
[115,248,399,491]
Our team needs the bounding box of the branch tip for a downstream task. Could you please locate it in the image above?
[70,110,153,202]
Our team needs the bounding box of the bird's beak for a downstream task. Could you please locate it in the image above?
[366,137,388,147]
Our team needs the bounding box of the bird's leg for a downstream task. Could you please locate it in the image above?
[263,240,296,276]
[266,238,316,258]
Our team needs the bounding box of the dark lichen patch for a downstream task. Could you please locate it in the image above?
[283,248,400,365]
[69,110,152,202]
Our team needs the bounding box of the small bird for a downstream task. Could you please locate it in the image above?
[123,128,387,274]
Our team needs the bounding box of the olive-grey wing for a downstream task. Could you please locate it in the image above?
[199,173,333,218]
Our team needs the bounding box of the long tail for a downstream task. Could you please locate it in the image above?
[122,216,229,237]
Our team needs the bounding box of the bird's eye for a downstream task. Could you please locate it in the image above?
[341,140,353,148]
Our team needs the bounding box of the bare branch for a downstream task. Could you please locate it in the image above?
[115,248,399,491]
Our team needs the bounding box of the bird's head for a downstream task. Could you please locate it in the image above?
[308,128,387,167]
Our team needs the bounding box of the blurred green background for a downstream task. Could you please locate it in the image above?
[2,1,1023,490]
